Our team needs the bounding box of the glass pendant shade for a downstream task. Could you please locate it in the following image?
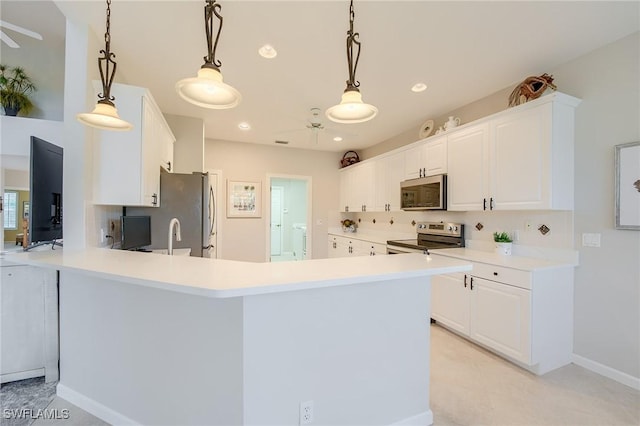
[326,89,378,124]
[77,102,133,131]
[175,67,241,109]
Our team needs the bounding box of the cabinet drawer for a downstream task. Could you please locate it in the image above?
[471,262,531,290]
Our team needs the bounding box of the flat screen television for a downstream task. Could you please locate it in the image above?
[121,216,151,250]
[29,136,63,244]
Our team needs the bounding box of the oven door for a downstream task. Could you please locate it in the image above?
[400,174,447,210]
[386,245,429,255]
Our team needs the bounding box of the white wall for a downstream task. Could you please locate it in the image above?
[2,169,29,190]
[164,114,204,174]
[205,140,341,262]
[554,32,639,380]
[358,32,640,381]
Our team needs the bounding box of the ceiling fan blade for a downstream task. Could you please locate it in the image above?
[0,20,43,40]
[0,31,19,48]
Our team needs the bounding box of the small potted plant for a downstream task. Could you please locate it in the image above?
[341,219,356,233]
[0,64,36,116]
[493,231,513,255]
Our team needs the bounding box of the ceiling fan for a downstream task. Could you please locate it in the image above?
[277,107,353,146]
[0,20,43,48]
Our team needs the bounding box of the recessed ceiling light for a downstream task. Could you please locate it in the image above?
[333,136,343,142]
[258,44,277,59]
[238,122,251,130]
[411,83,427,93]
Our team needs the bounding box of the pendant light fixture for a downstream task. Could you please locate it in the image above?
[77,0,132,131]
[176,0,241,109]
[326,0,377,124]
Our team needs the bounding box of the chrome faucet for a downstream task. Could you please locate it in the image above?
[168,218,182,255]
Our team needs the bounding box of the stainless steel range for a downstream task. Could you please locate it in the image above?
[386,222,464,254]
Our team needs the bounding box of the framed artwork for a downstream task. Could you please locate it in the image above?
[615,141,640,230]
[23,201,29,219]
[227,180,261,218]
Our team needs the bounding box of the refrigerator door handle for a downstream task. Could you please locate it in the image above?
[209,185,215,237]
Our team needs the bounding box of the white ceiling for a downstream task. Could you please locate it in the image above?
[6,1,640,152]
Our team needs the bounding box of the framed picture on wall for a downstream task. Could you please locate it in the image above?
[615,141,640,230]
[23,201,29,219]
[227,180,261,218]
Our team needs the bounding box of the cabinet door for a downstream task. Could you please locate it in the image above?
[1,266,45,377]
[447,123,490,211]
[353,162,375,212]
[374,152,405,212]
[431,272,471,336]
[470,277,531,364]
[142,98,161,207]
[404,143,428,180]
[424,136,447,176]
[339,169,351,212]
[490,103,551,210]
[327,236,340,258]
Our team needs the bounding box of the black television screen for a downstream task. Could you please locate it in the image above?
[29,136,63,244]
[121,216,151,250]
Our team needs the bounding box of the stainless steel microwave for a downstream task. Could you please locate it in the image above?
[400,174,447,210]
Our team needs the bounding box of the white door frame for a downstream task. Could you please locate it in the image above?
[206,169,223,259]
[270,186,284,257]
[265,173,313,262]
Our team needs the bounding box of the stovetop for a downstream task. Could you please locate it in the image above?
[386,239,462,251]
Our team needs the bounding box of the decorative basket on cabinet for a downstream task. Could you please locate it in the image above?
[340,151,360,168]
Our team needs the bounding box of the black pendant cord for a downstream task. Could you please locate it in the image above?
[345,0,361,92]
[202,0,223,71]
[97,0,117,106]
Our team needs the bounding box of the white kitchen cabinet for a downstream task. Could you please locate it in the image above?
[404,135,447,180]
[447,123,490,211]
[374,151,405,212]
[1,265,58,384]
[447,93,580,211]
[431,272,470,336]
[327,234,387,258]
[93,83,176,207]
[339,162,375,212]
[469,275,531,364]
[429,252,574,375]
[404,142,428,180]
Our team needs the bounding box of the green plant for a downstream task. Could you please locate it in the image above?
[493,232,513,243]
[0,64,36,116]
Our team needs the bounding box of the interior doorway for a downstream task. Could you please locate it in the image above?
[267,175,312,262]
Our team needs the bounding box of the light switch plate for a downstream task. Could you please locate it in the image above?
[582,233,601,247]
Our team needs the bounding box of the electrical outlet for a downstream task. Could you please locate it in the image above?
[100,228,105,243]
[299,400,313,425]
[513,230,520,242]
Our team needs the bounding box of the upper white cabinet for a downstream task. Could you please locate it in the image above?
[374,151,405,212]
[339,162,375,212]
[447,123,490,211]
[447,93,580,211]
[404,136,447,180]
[93,83,176,207]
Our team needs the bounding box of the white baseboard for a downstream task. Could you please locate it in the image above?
[572,353,640,390]
[1,368,44,384]
[56,383,139,425]
[391,410,434,426]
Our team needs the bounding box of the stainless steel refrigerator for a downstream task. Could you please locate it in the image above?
[127,172,215,257]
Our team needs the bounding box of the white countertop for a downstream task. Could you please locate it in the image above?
[4,248,471,298]
[429,248,577,272]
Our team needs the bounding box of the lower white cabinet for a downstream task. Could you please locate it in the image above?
[1,265,59,383]
[430,254,573,375]
[327,234,386,258]
[469,276,531,364]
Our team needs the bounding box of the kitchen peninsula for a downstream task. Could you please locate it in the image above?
[8,248,471,425]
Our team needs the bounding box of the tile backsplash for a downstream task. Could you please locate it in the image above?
[343,210,574,249]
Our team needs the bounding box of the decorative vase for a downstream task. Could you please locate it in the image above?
[495,242,512,256]
[3,106,19,116]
